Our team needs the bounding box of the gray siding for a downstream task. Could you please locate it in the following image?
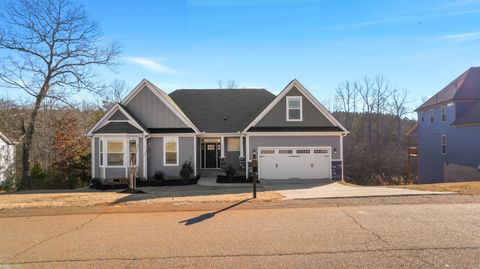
[108,110,128,120]
[225,137,241,169]
[126,86,188,128]
[417,102,480,183]
[147,137,195,178]
[94,138,100,178]
[255,87,334,127]
[104,167,126,181]
[94,122,142,134]
[248,136,341,160]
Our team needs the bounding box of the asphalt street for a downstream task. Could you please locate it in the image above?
[1,201,480,268]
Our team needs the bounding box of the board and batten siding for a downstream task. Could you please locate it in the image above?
[147,137,195,178]
[126,86,188,128]
[255,87,334,127]
[247,136,341,160]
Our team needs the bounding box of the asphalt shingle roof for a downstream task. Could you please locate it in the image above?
[417,67,480,111]
[169,88,276,133]
[452,100,480,126]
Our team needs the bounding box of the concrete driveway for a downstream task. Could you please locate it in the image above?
[261,179,452,199]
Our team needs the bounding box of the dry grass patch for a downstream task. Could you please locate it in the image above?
[389,182,480,195]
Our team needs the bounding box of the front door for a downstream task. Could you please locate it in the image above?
[205,143,218,168]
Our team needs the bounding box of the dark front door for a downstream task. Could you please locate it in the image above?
[205,143,217,168]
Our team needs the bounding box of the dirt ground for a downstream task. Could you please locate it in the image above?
[0,185,282,210]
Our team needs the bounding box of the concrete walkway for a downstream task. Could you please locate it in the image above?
[262,180,452,199]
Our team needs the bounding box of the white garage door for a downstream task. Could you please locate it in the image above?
[258,147,331,180]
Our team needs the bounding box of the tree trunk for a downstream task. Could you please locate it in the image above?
[20,85,48,189]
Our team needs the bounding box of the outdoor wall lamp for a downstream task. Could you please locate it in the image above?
[253,149,257,160]
[334,148,337,154]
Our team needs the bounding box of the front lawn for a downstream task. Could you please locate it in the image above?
[389,181,480,195]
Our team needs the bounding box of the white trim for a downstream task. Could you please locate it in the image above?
[243,79,348,133]
[193,135,197,176]
[198,132,242,137]
[121,79,200,134]
[340,134,344,181]
[91,138,95,178]
[246,135,250,178]
[143,136,148,179]
[220,136,225,158]
[163,136,179,166]
[239,136,244,158]
[286,96,303,121]
[86,103,149,136]
[246,132,345,136]
[150,133,197,138]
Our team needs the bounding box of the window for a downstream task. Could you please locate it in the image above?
[441,135,447,154]
[260,149,275,154]
[227,137,240,151]
[430,109,434,123]
[441,106,446,122]
[107,140,124,166]
[128,140,137,166]
[420,112,425,123]
[314,149,328,154]
[164,137,178,166]
[286,96,302,121]
[296,149,311,154]
[99,140,104,166]
[279,149,293,154]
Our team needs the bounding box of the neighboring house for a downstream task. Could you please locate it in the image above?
[411,67,480,183]
[0,132,16,182]
[86,79,348,183]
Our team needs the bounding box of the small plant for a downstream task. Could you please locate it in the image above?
[1,170,17,192]
[153,170,165,181]
[225,165,236,180]
[179,161,194,183]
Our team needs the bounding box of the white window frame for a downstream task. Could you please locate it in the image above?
[164,136,179,166]
[106,139,125,167]
[227,137,240,152]
[441,105,446,122]
[286,96,303,121]
[441,135,447,155]
[430,109,434,124]
[99,140,104,167]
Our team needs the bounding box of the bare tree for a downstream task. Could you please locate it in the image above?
[335,80,357,130]
[372,75,391,145]
[0,0,121,188]
[356,77,376,144]
[218,79,238,89]
[390,88,409,145]
[101,79,129,110]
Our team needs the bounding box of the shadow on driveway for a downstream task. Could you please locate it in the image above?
[179,199,251,225]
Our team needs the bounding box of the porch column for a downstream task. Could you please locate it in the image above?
[245,135,250,179]
[193,135,197,176]
[220,136,225,158]
[91,137,95,178]
[143,136,148,179]
[239,136,244,158]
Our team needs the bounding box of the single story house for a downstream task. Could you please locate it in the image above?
[87,79,348,183]
[409,66,480,183]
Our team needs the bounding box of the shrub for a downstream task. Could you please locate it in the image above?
[179,161,194,182]
[225,165,236,180]
[1,171,17,192]
[153,170,165,181]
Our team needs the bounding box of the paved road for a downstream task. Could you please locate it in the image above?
[1,201,480,268]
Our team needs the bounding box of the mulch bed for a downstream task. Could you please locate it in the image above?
[216,175,260,184]
[90,176,201,190]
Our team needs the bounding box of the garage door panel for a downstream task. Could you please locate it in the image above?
[258,147,331,180]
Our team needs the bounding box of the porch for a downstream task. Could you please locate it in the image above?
[198,135,246,174]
